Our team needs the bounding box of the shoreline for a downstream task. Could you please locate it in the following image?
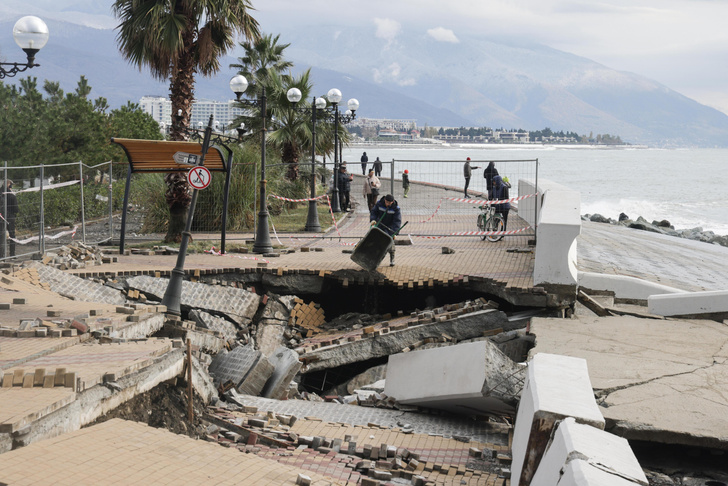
[583,212,728,247]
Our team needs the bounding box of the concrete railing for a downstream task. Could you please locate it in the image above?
[520,179,581,288]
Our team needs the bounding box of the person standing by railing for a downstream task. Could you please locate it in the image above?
[363,169,381,210]
[463,157,479,198]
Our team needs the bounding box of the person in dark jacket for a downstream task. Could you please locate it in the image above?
[2,180,19,257]
[490,175,511,230]
[369,194,402,266]
[463,157,479,198]
[483,161,499,198]
[337,163,353,211]
[360,152,368,175]
[402,169,410,198]
[373,157,383,177]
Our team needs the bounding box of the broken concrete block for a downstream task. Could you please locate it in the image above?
[510,353,605,486]
[208,345,274,396]
[189,309,238,344]
[384,340,524,415]
[531,417,647,486]
[261,346,302,400]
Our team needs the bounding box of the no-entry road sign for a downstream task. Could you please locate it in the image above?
[187,166,212,190]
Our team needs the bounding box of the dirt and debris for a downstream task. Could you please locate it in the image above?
[88,380,207,439]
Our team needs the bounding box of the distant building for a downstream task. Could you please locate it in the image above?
[350,117,418,132]
[139,96,245,133]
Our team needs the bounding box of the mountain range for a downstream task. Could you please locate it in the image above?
[2,6,728,147]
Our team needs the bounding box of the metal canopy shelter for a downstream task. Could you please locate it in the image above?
[111,138,234,254]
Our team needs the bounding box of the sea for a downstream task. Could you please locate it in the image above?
[343,144,728,235]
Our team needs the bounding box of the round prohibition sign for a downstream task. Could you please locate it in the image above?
[187,166,212,190]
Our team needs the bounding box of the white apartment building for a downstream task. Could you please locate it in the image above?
[139,96,245,132]
[349,117,418,132]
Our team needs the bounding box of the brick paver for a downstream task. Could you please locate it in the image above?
[0,419,338,485]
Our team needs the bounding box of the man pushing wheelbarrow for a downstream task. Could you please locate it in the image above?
[351,194,406,270]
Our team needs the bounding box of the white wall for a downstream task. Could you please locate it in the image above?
[520,179,581,287]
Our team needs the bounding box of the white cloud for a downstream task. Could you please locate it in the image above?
[372,62,417,87]
[373,18,402,43]
[427,27,460,43]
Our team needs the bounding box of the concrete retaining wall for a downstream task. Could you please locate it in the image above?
[520,179,581,288]
[579,271,686,301]
[648,289,728,317]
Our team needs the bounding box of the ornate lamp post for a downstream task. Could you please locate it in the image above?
[325,89,359,213]
[286,88,329,232]
[1,16,49,79]
[229,74,272,254]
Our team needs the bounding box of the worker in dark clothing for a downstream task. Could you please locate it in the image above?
[369,194,402,266]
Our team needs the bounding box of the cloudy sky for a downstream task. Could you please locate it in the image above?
[7,0,728,115]
[253,0,728,115]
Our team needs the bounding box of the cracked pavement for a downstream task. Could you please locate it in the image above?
[529,314,728,449]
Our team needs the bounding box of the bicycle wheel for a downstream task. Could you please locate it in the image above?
[485,215,505,242]
[477,213,487,240]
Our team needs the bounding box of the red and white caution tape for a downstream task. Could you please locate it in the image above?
[445,193,537,205]
[415,226,532,239]
[414,193,537,224]
[204,246,270,263]
[269,194,328,203]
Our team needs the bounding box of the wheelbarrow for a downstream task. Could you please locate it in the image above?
[350,220,408,271]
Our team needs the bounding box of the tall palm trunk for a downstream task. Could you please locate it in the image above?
[164,31,196,243]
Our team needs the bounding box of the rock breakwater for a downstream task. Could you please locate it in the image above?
[582,213,728,248]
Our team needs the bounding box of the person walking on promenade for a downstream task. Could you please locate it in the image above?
[463,157,479,198]
[483,161,499,198]
[363,169,381,210]
[1,180,19,257]
[490,175,511,231]
[402,169,410,198]
[337,162,354,211]
[360,152,368,175]
[373,157,383,177]
[370,194,402,266]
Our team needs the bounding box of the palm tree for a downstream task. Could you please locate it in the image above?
[267,70,313,181]
[230,33,293,99]
[112,0,260,242]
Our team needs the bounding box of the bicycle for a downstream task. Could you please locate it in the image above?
[476,205,505,242]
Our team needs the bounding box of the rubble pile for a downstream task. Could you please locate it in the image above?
[40,242,116,269]
[203,405,511,484]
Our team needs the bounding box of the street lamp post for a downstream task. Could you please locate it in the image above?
[1,16,49,79]
[230,75,272,254]
[286,89,329,232]
[324,89,359,213]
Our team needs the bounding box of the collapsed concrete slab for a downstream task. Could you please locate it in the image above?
[255,295,297,357]
[261,346,302,400]
[531,417,647,485]
[511,353,605,486]
[25,261,126,305]
[384,340,524,415]
[207,345,273,396]
[189,309,239,344]
[127,275,260,326]
[298,308,514,373]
